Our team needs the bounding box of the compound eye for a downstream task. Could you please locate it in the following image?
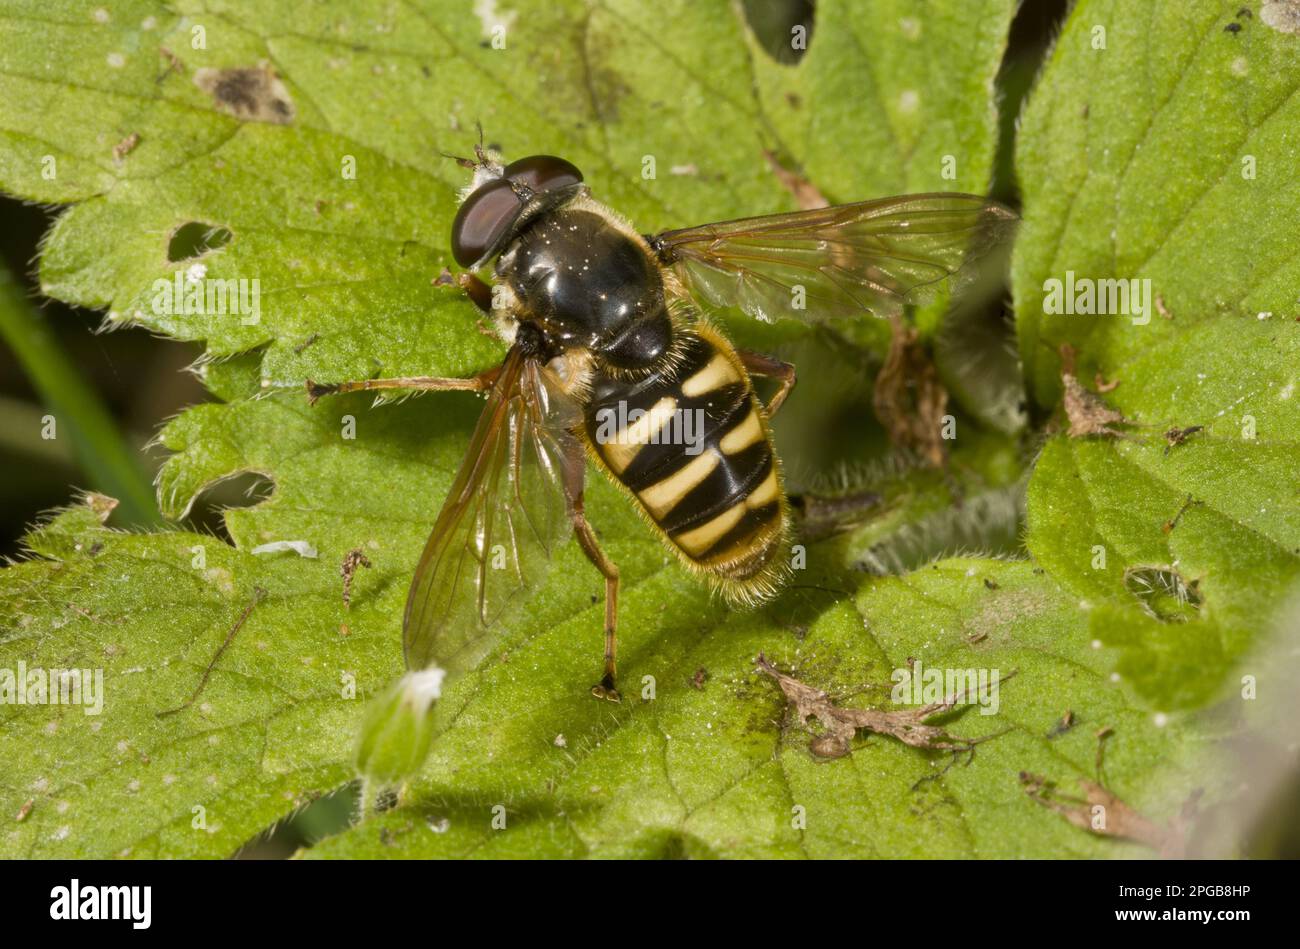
[450,177,522,268]
[503,155,583,193]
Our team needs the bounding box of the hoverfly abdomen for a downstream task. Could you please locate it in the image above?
[584,326,790,604]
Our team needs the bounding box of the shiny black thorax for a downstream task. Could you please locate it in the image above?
[498,207,674,371]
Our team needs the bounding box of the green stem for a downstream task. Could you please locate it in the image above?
[0,261,161,527]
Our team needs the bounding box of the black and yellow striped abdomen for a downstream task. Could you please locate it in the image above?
[583,325,790,603]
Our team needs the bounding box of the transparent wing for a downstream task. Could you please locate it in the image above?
[402,347,583,677]
[651,193,1017,322]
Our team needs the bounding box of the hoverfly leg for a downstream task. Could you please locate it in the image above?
[737,350,797,417]
[305,366,501,405]
[575,511,620,702]
[563,456,622,703]
[457,272,494,313]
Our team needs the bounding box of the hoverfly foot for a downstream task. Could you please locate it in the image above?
[590,683,622,703]
[305,379,339,405]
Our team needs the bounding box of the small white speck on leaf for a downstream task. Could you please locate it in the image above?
[251,540,319,559]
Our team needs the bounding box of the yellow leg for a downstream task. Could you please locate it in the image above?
[306,366,500,404]
[738,349,797,417]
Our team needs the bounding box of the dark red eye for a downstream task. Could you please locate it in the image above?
[450,178,521,268]
[502,155,583,193]
[450,155,585,268]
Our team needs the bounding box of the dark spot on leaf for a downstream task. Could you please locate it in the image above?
[167,222,232,262]
[649,830,716,859]
[194,65,296,124]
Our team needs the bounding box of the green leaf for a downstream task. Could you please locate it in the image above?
[5,0,1253,861]
[1012,0,1300,405]
[0,0,1018,391]
[1014,0,1300,711]
[752,0,1013,200]
[1025,317,1299,710]
[753,0,1018,350]
[305,558,1216,858]
[1,500,372,857]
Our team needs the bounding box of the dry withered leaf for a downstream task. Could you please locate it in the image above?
[112,132,140,163]
[755,654,1004,759]
[1020,772,1199,858]
[1059,344,1131,438]
[873,315,950,466]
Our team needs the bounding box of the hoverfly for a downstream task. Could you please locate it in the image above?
[308,148,1014,701]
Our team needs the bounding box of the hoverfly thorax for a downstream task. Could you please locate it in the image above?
[506,207,673,370]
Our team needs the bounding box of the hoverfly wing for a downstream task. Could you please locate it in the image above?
[402,347,583,677]
[651,193,1016,322]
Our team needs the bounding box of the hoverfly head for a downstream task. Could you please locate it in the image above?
[449,153,585,269]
